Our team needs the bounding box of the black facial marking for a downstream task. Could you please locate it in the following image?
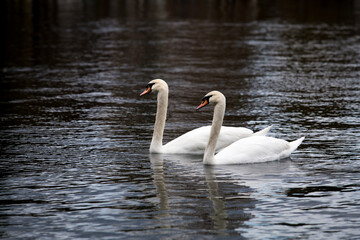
[143,82,155,94]
[201,95,213,102]
[147,83,155,89]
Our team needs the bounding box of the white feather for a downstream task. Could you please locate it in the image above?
[199,91,304,165]
[163,126,256,154]
[141,79,271,154]
[213,136,305,164]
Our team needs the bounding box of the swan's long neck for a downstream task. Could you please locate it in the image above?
[203,100,225,164]
[150,89,168,153]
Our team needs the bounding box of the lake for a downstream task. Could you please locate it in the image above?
[1,1,360,239]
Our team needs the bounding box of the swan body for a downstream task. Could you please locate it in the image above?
[162,125,271,154]
[197,91,304,165]
[140,79,271,154]
[209,136,304,165]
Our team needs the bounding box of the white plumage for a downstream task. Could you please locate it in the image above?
[197,91,304,165]
[213,135,305,164]
[140,79,271,154]
[163,125,271,154]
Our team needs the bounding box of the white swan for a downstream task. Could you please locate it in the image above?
[196,91,304,165]
[140,79,272,154]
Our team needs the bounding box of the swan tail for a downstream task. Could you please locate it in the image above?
[252,125,272,136]
[289,137,305,153]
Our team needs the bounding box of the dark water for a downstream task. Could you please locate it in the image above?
[1,1,360,239]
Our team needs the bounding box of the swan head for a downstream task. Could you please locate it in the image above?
[196,91,225,110]
[140,79,168,96]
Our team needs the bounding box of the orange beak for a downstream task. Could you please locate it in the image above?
[196,99,209,110]
[140,86,151,96]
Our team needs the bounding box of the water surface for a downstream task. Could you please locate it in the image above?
[1,1,360,239]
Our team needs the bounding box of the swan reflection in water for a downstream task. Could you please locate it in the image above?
[203,166,229,231]
[149,153,235,232]
[149,153,169,220]
[147,154,296,233]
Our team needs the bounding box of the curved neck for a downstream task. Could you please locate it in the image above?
[203,101,225,164]
[150,89,168,153]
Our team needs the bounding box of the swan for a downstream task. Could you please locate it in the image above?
[196,91,304,165]
[140,79,272,154]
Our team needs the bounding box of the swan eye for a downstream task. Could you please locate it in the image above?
[202,95,212,102]
[140,83,155,96]
[196,95,212,110]
[146,83,155,91]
